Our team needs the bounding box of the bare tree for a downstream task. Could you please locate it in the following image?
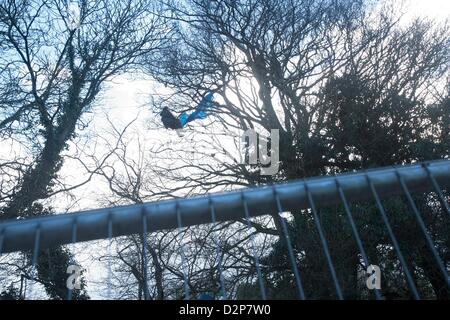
[0,0,171,299]
[0,0,170,219]
[143,0,449,298]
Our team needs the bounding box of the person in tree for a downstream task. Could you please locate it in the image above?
[161,92,214,130]
[160,107,183,129]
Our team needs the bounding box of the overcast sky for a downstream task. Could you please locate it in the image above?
[404,0,450,20]
[102,0,450,134]
[48,0,450,213]
[2,0,448,299]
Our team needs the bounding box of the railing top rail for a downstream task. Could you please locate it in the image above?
[0,159,449,254]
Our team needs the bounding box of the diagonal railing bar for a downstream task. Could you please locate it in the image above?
[141,208,149,300]
[241,191,267,300]
[28,224,41,300]
[272,186,305,300]
[208,195,227,299]
[0,228,4,257]
[422,163,450,217]
[365,174,420,299]
[107,213,113,300]
[335,178,382,300]
[396,171,450,289]
[176,201,190,300]
[0,160,448,255]
[67,217,78,301]
[304,182,344,300]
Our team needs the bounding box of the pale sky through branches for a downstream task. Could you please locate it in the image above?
[0,0,448,300]
[48,0,450,213]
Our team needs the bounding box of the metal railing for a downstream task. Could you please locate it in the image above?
[0,159,449,299]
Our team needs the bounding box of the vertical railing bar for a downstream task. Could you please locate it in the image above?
[107,212,113,300]
[67,217,78,301]
[422,163,450,217]
[176,201,190,300]
[396,171,450,288]
[304,182,344,300]
[208,195,227,299]
[32,225,41,266]
[71,218,78,244]
[241,191,267,300]
[272,186,305,300]
[0,227,4,298]
[28,224,41,300]
[0,227,4,257]
[335,179,382,300]
[141,208,149,300]
[365,174,420,299]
